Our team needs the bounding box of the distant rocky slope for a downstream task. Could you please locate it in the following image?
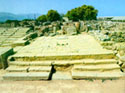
[0,12,40,22]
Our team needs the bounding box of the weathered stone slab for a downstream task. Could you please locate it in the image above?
[6,66,29,72]
[72,71,125,79]
[73,64,120,72]
[66,26,77,35]
[12,40,29,47]
[10,52,115,61]
[82,59,117,65]
[52,71,72,80]
[9,61,52,66]
[120,56,125,62]
[28,66,52,72]
[3,72,50,80]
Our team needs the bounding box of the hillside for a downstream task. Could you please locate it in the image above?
[0,12,41,22]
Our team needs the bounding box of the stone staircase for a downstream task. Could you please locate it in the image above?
[2,52,125,80]
[71,59,125,79]
[3,61,52,80]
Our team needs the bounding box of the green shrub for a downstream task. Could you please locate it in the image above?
[37,15,47,22]
[65,5,98,21]
[47,10,60,22]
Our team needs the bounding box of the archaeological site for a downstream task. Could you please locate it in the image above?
[0,1,125,91]
[0,2,124,86]
[0,15,125,81]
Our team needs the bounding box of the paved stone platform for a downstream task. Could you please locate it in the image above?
[11,34,115,60]
[3,34,125,80]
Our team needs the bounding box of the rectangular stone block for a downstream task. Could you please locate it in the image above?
[73,64,120,72]
[28,66,52,72]
[3,72,51,81]
[6,66,29,72]
[72,71,125,79]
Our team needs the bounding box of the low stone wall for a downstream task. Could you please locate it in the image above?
[109,31,125,42]
[11,39,29,48]
[11,32,38,48]
[0,47,14,69]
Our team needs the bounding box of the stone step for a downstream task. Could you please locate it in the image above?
[28,66,52,72]
[82,59,117,65]
[10,52,115,61]
[9,61,52,66]
[73,64,120,71]
[72,71,125,79]
[6,66,29,72]
[53,59,117,66]
[6,66,52,72]
[3,72,51,80]
[52,71,72,80]
[9,59,117,67]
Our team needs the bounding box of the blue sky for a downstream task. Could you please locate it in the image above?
[0,0,125,16]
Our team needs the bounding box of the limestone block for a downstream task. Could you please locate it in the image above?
[120,56,125,62]
[52,71,72,80]
[12,39,29,47]
[72,71,125,79]
[3,72,50,80]
[6,66,29,72]
[28,66,52,72]
[66,26,77,35]
[73,64,120,72]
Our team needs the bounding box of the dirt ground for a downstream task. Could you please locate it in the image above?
[0,80,124,93]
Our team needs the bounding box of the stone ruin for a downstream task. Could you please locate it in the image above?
[0,19,125,80]
[0,47,13,69]
[87,21,125,72]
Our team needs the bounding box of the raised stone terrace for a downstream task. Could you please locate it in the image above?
[3,34,125,80]
[12,34,114,58]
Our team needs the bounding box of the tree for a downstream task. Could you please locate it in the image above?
[47,10,60,22]
[65,5,98,21]
[37,15,47,22]
[66,9,79,21]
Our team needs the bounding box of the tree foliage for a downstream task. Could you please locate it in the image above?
[5,20,19,23]
[65,5,98,21]
[37,15,47,22]
[47,10,60,22]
